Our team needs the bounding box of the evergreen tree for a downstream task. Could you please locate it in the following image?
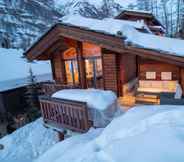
[25,68,42,122]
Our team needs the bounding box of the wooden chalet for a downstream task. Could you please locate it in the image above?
[25,10,184,134]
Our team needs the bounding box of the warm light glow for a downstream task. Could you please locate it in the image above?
[65,60,79,85]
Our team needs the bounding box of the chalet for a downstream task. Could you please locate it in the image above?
[25,10,184,135]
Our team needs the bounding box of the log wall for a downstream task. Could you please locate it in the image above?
[138,58,180,80]
[120,54,137,84]
[52,53,66,84]
[181,68,184,94]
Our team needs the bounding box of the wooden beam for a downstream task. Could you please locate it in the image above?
[125,47,184,68]
[76,41,87,89]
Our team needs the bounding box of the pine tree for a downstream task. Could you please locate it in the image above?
[25,68,42,122]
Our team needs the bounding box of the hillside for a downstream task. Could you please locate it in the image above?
[0,0,62,49]
[0,0,183,49]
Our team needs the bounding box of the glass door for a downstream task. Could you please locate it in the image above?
[65,60,79,85]
[85,58,103,89]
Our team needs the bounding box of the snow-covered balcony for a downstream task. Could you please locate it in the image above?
[39,89,117,134]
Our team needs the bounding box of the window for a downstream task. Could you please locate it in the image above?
[146,72,156,80]
[85,58,103,88]
[65,60,79,85]
[161,72,172,80]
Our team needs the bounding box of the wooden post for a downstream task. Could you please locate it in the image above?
[76,41,87,89]
[58,132,65,141]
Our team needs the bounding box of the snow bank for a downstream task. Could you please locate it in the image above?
[61,15,184,57]
[52,89,117,127]
[36,128,103,162]
[35,105,184,162]
[0,118,58,162]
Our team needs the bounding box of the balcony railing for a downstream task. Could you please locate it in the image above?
[39,95,92,133]
[41,82,80,96]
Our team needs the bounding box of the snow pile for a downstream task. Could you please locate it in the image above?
[52,89,117,111]
[52,89,117,127]
[61,15,184,57]
[0,118,58,162]
[36,128,103,162]
[35,105,184,162]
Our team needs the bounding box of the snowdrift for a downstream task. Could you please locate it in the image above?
[1,105,184,162]
[0,118,58,162]
[36,105,184,162]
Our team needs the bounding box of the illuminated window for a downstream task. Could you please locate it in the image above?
[65,60,79,85]
[161,72,172,80]
[146,72,156,80]
[85,58,103,88]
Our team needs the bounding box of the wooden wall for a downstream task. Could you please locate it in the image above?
[120,54,137,84]
[138,58,180,80]
[51,52,66,84]
[0,87,27,116]
[102,52,118,94]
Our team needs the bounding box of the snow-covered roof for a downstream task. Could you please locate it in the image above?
[121,9,153,15]
[61,16,184,58]
[0,48,52,92]
[61,15,147,34]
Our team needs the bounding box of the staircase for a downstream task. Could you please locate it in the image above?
[135,93,160,105]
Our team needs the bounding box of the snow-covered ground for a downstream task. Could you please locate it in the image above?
[0,118,58,162]
[1,105,184,162]
[0,48,52,92]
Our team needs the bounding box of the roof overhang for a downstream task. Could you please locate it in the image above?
[24,23,184,67]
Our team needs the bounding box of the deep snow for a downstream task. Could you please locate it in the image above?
[1,105,184,162]
[35,105,184,162]
[0,118,58,162]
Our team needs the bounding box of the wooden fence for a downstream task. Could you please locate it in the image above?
[39,96,91,133]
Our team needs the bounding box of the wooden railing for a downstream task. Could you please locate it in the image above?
[41,82,79,96]
[39,96,91,133]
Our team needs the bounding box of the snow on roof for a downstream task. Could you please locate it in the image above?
[123,25,184,57]
[0,48,52,92]
[61,15,147,34]
[121,9,153,15]
[61,16,184,57]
